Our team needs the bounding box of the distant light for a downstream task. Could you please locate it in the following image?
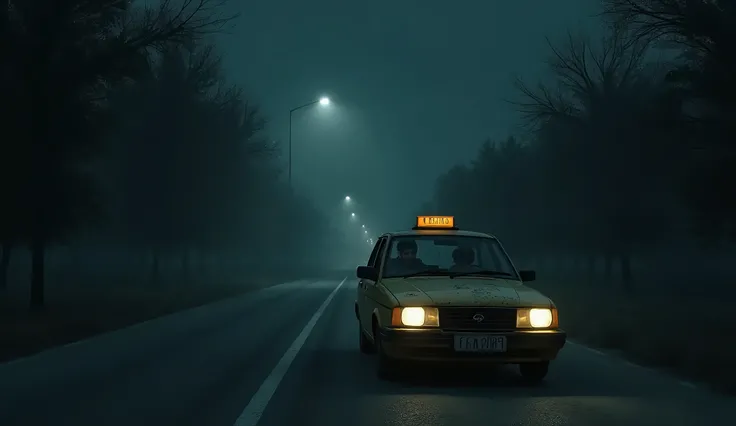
[366,239,370,243]
[361,224,365,228]
[364,230,368,234]
[351,213,355,217]
[319,97,330,106]
[345,196,351,201]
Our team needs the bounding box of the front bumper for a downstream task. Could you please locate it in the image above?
[378,327,566,363]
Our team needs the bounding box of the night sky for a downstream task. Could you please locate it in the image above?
[217,0,600,232]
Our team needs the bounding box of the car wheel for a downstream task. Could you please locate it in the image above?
[359,324,375,354]
[375,328,396,379]
[518,361,549,384]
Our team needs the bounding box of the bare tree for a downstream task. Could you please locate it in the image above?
[602,0,735,59]
[512,25,649,127]
[1,0,238,308]
[510,25,677,294]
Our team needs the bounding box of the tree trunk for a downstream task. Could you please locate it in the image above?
[572,255,581,271]
[181,247,190,285]
[603,251,613,286]
[30,237,46,310]
[150,250,160,282]
[620,252,634,295]
[586,254,596,285]
[199,249,207,278]
[0,243,12,289]
[181,247,189,276]
[27,43,52,311]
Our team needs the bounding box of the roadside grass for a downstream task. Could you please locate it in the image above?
[535,266,736,394]
[0,263,314,363]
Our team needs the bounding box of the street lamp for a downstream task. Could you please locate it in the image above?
[288,96,331,189]
[364,230,368,234]
[351,213,356,217]
[361,224,365,228]
[344,195,351,202]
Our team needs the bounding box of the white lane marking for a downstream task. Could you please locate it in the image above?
[568,340,607,357]
[233,277,346,426]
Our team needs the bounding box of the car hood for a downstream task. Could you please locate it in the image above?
[382,277,553,308]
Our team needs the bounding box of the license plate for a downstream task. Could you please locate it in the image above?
[453,334,507,353]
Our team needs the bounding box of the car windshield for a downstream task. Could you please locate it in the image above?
[381,235,519,279]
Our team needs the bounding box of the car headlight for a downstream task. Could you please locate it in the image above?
[391,307,440,327]
[516,308,557,328]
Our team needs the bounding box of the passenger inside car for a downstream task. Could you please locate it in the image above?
[449,246,482,272]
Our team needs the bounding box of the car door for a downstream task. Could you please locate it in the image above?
[358,238,384,332]
[360,237,388,334]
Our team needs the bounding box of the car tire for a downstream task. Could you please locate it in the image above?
[359,324,375,354]
[375,329,397,379]
[518,361,549,384]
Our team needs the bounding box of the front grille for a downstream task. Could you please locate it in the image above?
[439,307,516,331]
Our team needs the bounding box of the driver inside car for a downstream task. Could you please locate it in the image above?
[388,239,426,273]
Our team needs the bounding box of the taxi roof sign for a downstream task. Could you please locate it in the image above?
[414,216,456,230]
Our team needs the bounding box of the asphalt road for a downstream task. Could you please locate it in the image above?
[0,278,731,426]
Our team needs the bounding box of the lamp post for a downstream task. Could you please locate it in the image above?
[288,96,330,189]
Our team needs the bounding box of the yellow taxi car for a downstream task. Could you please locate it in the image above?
[354,216,566,382]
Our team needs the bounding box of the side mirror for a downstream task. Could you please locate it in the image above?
[356,265,378,281]
[519,270,536,282]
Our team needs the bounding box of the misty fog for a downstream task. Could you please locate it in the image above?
[1,0,735,425]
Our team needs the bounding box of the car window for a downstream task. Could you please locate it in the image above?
[383,235,518,279]
[366,239,382,266]
[389,239,455,269]
[478,238,514,272]
[373,237,387,269]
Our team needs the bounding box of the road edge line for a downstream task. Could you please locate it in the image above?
[233,277,347,426]
[0,279,311,368]
[568,340,709,391]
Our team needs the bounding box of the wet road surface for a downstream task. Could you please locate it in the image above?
[0,278,730,426]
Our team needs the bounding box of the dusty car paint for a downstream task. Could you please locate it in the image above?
[381,277,554,308]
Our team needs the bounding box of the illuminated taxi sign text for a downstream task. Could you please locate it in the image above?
[416,216,455,229]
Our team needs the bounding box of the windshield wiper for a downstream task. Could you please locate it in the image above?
[401,269,450,279]
[449,270,515,279]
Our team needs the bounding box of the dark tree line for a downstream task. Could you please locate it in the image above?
[0,0,338,308]
[429,1,736,294]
